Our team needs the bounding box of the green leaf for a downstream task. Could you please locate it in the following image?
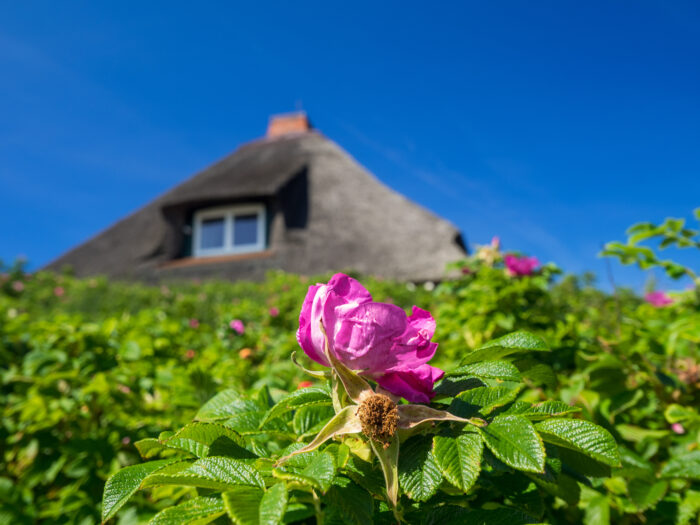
[448,360,522,382]
[664,404,698,424]
[398,435,443,502]
[480,415,545,473]
[276,406,361,464]
[503,401,581,420]
[196,390,262,421]
[148,496,226,525]
[259,483,288,525]
[223,486,263,525]
[274,452,335,493]
[142,457,265,490]
[535,418,620,467]
[300,452,335,492]
[163,422,253,458]
[326,477,373,525]
[293,405,335,435]
[102,459,177,522]
[627,479,668,511]
[460,331,549,365]
[260,387,331,426]
[433,433,483,493]
[450,385,522,417]
[581,490,610,525]
[660,451,700,480]
[134,438,169,459]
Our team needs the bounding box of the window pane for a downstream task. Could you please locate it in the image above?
[199,218,225,249]
[233,214,259,246]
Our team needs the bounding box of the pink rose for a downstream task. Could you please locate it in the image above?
[297,273,444,403]
[505,254,539,276]
[230,319,245,334]
[645,291,673,307]
[269,307,280,317]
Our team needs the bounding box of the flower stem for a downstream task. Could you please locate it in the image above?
[312,489,324,525]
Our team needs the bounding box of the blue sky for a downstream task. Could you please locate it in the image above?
[1,1,698,291]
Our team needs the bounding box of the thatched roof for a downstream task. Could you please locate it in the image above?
[46,128,467,281]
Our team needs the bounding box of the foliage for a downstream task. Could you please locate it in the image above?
[102,331,620,524]
[1,210,699,523]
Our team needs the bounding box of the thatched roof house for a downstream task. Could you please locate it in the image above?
[46,114,467,281]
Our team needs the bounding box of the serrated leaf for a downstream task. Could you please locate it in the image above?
[480,415,545,473]
[558,447,611,478]
[142,457,265,490]
[398,435,442,502]
[460,332,549,365]
[535,418,620,467]
[260,387,331,426]
[259,483,288,525]
[448,360,522,382]
[300,452,335,492]
[293,405,334,435]
[148,496,225,524]
[326,477,373,525]
[450,385,522,417]
[344,455,385,495]
[627,479,668,511]
[102,459,177,522]
[433,376,485,398]
[660,450,700,479]
[196,390,262,421]
[223,486,263,525]
[274,452,335,493]
[503,401,581,420]
[134,438,169,459]
[163,422,253,458]
[433,433,483,493]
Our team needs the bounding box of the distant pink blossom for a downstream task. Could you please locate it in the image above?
[54,286,65,297]
[671,423,685,435]
[269,307,280,317]
[491,236,501,249]
[645,291,674,307]
[230,319,245,334]
[185,349,196,359]
[117,384,132,394]
[122,436,131,445]
[12,281,24,292]
[504,254,539,276]
[298,381,313,389]
[189,318,200,329]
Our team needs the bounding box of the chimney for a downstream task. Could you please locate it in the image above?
[266,112,311,138]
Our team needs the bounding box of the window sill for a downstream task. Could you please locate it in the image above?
[160,250,274,269]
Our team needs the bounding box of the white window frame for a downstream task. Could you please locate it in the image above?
[192,204,266,257]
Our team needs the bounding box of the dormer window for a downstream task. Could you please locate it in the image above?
[192,204,266,257]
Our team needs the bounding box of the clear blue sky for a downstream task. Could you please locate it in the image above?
[2,1,699,291]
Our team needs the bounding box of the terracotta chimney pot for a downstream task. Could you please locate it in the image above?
[266,112,311,138]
